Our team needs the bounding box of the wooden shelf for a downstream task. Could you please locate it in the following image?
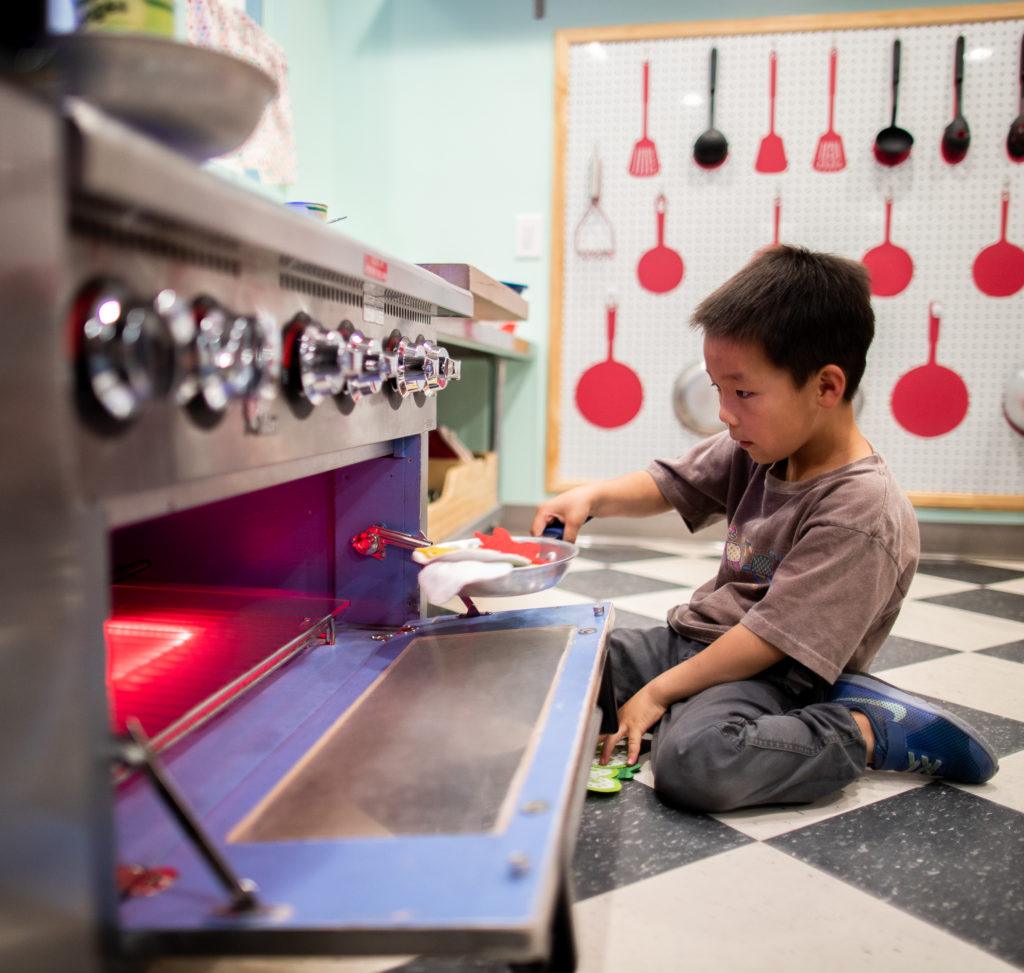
[419,263,529,321]
[438,320,533,361]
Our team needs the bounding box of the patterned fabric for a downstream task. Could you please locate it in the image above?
[186,0,297,186]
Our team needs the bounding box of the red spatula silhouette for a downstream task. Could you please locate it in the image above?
[474,528,544,564]
[973,190,1024,297]
[891,303,968,438]
[637,194,684,294]
[629,61,660,177]
[575,302,643,429]
[813,48,846,172]
[756,51,787,174]
[862,196,913,297]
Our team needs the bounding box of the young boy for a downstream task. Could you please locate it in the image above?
[532,246,998,813]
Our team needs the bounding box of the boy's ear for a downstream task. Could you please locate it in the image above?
[816,364,847,407]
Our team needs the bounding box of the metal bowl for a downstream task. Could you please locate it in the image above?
[51,33,277,160]
[458,537,578,598]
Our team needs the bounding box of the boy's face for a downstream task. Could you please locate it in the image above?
[704,335,823,466]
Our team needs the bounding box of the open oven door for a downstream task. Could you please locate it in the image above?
[114,600,613,968]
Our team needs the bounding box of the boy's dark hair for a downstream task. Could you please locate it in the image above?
[691,245,874,399]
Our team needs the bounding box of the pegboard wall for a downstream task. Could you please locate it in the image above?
[548,4,1024,508]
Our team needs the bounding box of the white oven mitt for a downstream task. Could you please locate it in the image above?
[417,560,512,604]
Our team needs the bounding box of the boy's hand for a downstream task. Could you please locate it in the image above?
[600,684,668,766]
[531,485,595,543]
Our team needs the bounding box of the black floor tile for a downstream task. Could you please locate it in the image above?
[575,543,673,563]
[611,608,666,630]
[920,587,1024,623]
[980,640,1024,664]
[871,636,957,670]
[559,568,684,599]
[768,784,1024,967]
[916,559,1024,585]
[571,779,751,900]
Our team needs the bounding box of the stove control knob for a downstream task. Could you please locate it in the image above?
[72,279,175,426]
[437,346,461,387]
[246,312,281,402]
[386,332,426,398]
[419,338,442,397]
[339,321,396,399]
[187,297,237,416]
[282,313,344,405]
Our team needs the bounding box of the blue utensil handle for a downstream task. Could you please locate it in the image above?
[542,516,593,539]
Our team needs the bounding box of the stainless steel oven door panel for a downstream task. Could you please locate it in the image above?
[115,602,612,961]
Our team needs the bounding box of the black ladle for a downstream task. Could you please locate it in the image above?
[693,47,728,169]
[941,35,970,164]
[1007,33,1024,162]
[874,39,913,166]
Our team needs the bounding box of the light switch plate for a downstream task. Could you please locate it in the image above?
[515,213,543,259]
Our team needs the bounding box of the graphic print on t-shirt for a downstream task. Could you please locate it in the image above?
[725,524,782,582]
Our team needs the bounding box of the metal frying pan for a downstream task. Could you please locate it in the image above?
[458,536,578,598]
[672,359,725,436]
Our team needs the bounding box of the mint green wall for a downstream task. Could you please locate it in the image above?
[263,0,1006,512]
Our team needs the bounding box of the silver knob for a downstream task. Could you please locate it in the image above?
[284,314,344,405]
[189,297,235,415]
[340,321,397,399]
[73,279,175,425]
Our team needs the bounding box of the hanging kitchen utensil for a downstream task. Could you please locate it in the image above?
[813,47,846,172]
[573,147,615,259]
[1004,367,1024,435]
[941,35,971,165]
[753,194,782,259]
[890,303,968,438]
[575,302,643,429]
[973,189,1024,297]
[874,39,913,166]
[637,193,684,294]
[628,61,660,177]
[693,47,728,170]
[862,195,913,297]
[755,51,787,174]
[1007,35,1024,162]
[672,359,725,436]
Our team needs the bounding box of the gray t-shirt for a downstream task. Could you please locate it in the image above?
[647,431,920,683]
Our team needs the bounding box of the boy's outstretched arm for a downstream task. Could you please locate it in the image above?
[531,470,670,543]
[600,624,785,765]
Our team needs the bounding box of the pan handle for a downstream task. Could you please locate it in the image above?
[542,516,594,540]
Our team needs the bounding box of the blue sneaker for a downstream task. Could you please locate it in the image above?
[829,672,998,784]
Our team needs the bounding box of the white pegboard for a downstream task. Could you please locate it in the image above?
[555,15,1024,501]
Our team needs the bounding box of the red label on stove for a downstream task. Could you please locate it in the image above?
[364,255,388,282]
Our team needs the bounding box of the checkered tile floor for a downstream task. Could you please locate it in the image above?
[163,541,1024,973]
[399,538,1024,973]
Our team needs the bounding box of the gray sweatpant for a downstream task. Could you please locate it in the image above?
[608,626,869,813]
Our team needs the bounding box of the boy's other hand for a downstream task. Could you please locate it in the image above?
[600,685,668,766]
[530,486,595,543]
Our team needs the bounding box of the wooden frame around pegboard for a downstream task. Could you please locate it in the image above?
[547,3,1024,510]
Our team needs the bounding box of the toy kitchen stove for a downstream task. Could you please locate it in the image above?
[0,81,612,973]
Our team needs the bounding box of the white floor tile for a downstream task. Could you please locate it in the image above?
[577,535,723,558]
[889,600,1024,651]
[573,842,1016,973]
[952,749,1024,814]
[610,556,718,589]
[610,588,693,621]
[907,573,980,600]
[987,577,1024,596]
[565,556,606,574]
[874,652,1024,723]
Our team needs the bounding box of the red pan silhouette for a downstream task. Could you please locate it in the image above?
[973,190,1024,297]
[862,196,913,297]
[637,194,684,294]
[891,303,968,438]
[575,302,643,429]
